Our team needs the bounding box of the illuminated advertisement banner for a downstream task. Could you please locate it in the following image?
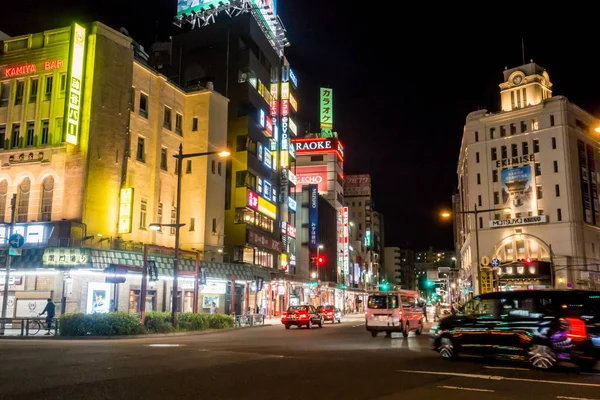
[281,99,290,117]
[259,109,266,129]
[289,68,298,88]
[2,59,64,78]
[292,138,344,161]
[176,0,231,17]
[308,184,319,250]
[264,148,273,169]
[288,196,297,212]
[287,224,296,238]
[270,83,278,115]
[289,117,297,136]
[118,188,134,234]
[320,87,333,130]
[287,169,297,186]
[296,165,328,193]
[281,150,289,169]
[343,207,349,275]
[288,139,296,159]
[289,92,298,112]
[265,116,273,137]
[344,174,371,197]
[247,190,259,210]
[247,190,277,220]
[248,229,282,253]
[281,82,289,100]
[65,23,86,145]
[501,165,533,215]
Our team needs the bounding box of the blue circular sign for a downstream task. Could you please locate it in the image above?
[491,258,501,267]
[9,233,25,249]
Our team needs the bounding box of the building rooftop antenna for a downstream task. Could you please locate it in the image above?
[521,38,525,65]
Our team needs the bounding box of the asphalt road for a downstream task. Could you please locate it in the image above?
[0,315,599,400]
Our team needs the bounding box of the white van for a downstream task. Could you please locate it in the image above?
[365,290,424,337]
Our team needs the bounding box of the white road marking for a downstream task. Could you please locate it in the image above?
[147,344,183,347]
[557,396,599,400]
[352,324,364,328]
[484,366,529,371]
[438,385,494,393]
[397,370,600,388]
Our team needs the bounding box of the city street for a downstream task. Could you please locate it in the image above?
[0,315,599,400]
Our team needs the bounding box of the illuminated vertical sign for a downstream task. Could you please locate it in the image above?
[289,69,298,88]
[65,23,86,145]
[118,188,134,234]
[281,100,289,117]
[259,109,265,128]
[281,82,289,100]
[247,190,259,210]
[280,150,289,169]
[270,83,278,116]
[289,117,297,136]
[343,207,349,275]
[320,87,333,130]
[289,92,298,112]
[309,184,318,250]
[265,116,273,137]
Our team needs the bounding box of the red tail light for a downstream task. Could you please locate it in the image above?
[281,313,288,319]
[299,313,309,319]
[566,318,587,339]
[327,312,333,316]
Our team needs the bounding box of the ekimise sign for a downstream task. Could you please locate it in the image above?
[2,59,64,77]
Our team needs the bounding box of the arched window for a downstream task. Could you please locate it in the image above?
[17,178,30,223]
[0,181,7,223]
[40,176,54,221]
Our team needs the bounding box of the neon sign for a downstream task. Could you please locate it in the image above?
[292,138,344,161]
[289,69,298,88]
[320,87,333,130]
[289,92,298,112]
[2,59,64,78]
[247,190,259,210]
[65,23,86,145]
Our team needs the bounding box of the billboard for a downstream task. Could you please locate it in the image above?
[344,174,371,197]
[308,184,319,250]
[320,88,333,130]
[176,0,230,17]
[501,165,533,215]
[292,138,344,161]
[65,23,86,145]
[296,165,328,193]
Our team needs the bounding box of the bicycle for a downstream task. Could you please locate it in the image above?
[26,318,56,336]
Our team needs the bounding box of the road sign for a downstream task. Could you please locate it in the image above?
[8,233,24,249]
[491,258,500,267]
[481,270,493,294]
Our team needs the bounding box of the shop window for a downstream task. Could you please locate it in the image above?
[40,176,54,221]
[235,208,255,224]
[17,178,30,223]
[129,289,157,314]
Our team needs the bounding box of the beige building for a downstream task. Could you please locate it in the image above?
[457,62,600,296]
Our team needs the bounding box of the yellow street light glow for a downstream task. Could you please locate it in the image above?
[595,127,600,133]
[148,224,161,231]
[441,212,451,218]
[503,208,512,213]
[218,150,231,157]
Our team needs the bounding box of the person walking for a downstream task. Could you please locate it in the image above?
[39,298,56,335]
[434,301,441,322]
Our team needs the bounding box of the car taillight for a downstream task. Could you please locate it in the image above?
[281,313,287,319]
[328,312,333,315]
[566,318,587,339]
[299,313,309,319]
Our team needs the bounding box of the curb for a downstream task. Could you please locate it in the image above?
[0,324,274,340]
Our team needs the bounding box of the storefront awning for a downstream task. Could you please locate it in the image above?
[201,261,255,281]
[3,248,45,269]
[252,266,272,282]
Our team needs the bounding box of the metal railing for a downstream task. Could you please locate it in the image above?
[0,317,59,336]
[234,314,265,327]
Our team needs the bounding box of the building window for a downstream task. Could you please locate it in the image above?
[186,160,192,174]
[40,176,54,221]
[500,126,506,137]
[136,137,145,162]
[478,195,482,207]
[170,207,177,234]
[511,143,518,157]
[157,203,163,230]
[536,186,543,199]
[163,107,172,130]
[474,131,479,142]
[160,148,168,171]
[494,191,499,205]
[236,135,248,152]
[0,82,9,107]
[192,117,198,131]
[26,122,34,147]
[211,160,216,174]
[557,208,562,222]
[479,217,483,229]
[17,178,30,223]
[140,198,147,229]
[218,162,222,176]
[55,118,63,140]
[511,91,515,108]
[522,142,529,155]
[0,125,5,149]
[491,148,497,161]
[212,218,217,233]
[190,217,195,231]
[44,76,53,100]
[535,163,541,176]
[522,88,527,105]
[555,184,560,197]
[550,115,555,127]
[510,123,516,135]
[60,74,66,92]
[139,93,148,118]
[30,78,38,102]
[41,120,49,145]
[311,155,324,162]
[520,121,527,133]
[501,145,507,159]
[130,87,135,112]
[0,180,6,223]
[475,152,480,163]
[552,137,556,149]
[14,81,24,105]
[533,139,540,153]
[532,119,539,130]
[477,173,481,185]
[492,170,498,183]
[490,127,495,139]
[11,124,20,149]
[538,209,544,215]
[175,113,183,135]
[553,160,558,173]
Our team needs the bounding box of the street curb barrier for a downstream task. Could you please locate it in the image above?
[0,323,274,340]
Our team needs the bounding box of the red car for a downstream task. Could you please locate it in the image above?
[282,305,324,329]
[317,305,342,324]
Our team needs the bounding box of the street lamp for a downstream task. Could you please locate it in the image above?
[441,205,511,296]
[152,144,230,327]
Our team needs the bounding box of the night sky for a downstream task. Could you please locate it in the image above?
[2,2,599,251]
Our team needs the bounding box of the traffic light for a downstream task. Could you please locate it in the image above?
[316,256,325,266]
[380,281,390,291]
[426,280,434,287]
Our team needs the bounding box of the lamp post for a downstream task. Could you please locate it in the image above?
[441,205,510,295]
[317,244,324,281]
[149,144,230,327]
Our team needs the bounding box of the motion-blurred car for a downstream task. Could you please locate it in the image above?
[317,305,342,324]
[282,305,324,329]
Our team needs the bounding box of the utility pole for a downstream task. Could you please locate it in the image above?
[1,194,17,335]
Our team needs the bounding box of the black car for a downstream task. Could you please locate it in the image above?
[282,305,324,329]
[317,305,342,324]
[431,290,600,370]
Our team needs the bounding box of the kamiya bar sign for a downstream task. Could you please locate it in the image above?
[3,59,64,77]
